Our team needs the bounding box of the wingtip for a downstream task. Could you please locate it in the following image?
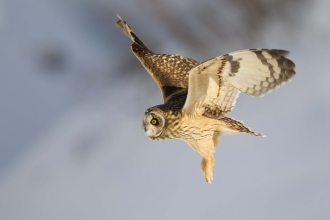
[115,14,131,38]
[278,49,290,57]
[115,15,121,28]
[251,132,266,137]
[116,14,123,21]
[258,133,267,137]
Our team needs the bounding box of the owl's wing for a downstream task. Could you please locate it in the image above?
[116,15,200,103]
[182,49,296,117]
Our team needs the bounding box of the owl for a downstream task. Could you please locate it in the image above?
[116,15,296,183]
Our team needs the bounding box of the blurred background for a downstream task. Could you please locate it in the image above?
[0,0,330,219]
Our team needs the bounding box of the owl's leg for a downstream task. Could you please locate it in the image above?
[185,138,215,183]
[200,154,214,184]
[198,138,215,184]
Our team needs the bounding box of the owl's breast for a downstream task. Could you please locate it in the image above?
[181,115,219,141]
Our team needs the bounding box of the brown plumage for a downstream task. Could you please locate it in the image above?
[116,15,296,183]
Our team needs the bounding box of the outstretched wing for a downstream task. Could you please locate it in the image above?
[116,15,199,103]
[182,49,296,117]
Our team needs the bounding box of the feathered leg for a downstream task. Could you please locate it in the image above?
[197,138,215,184]
[200,155,214,184]
[185,138,215,183]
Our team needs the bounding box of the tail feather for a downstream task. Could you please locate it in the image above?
[116,14,151,52]
[219,116,266,137]
[249,131,266,137]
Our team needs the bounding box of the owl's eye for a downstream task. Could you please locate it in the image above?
[150,118,158,125]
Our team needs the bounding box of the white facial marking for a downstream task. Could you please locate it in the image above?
[144,111,164,138]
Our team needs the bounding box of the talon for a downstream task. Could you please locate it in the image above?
[200,156,214,184]
[205,178,212,184]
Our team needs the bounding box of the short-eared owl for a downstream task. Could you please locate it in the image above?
[116,15,295,183]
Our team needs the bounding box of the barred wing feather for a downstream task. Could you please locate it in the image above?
[182,49,296,116]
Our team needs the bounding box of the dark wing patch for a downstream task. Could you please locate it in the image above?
[116,15,200,103]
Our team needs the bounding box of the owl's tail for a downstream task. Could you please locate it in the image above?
[116,14,151,53]
[217,116,266,137]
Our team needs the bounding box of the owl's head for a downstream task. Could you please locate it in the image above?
[143,108,167,140]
